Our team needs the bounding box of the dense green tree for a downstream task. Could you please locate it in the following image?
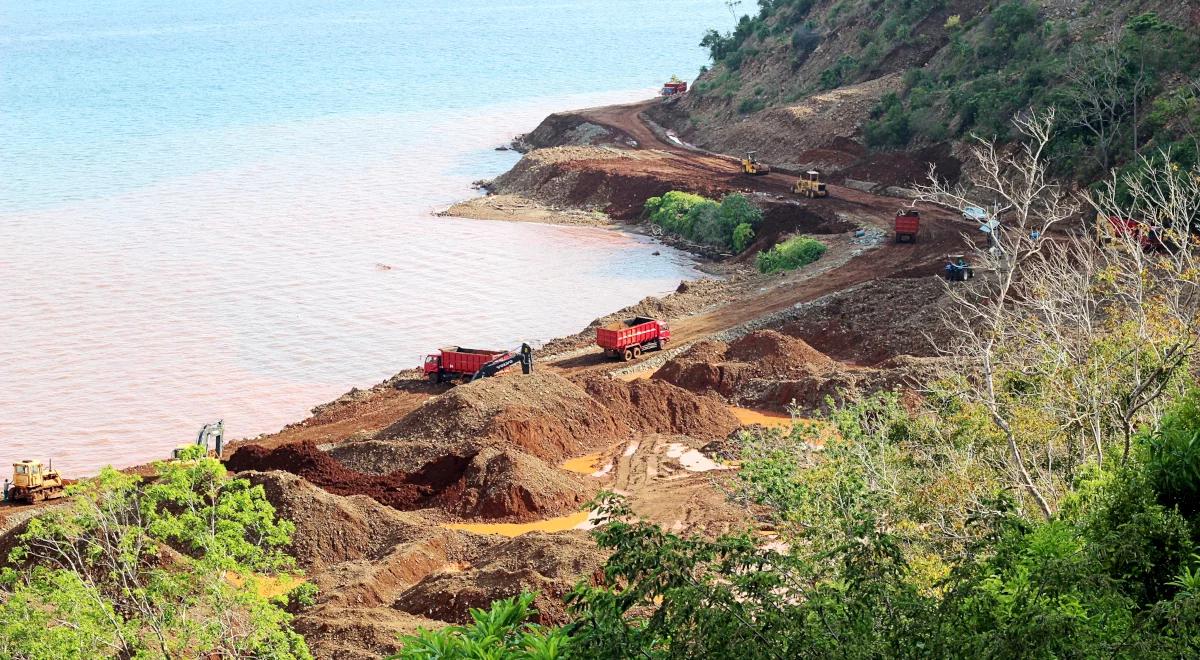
[0,447,312,659]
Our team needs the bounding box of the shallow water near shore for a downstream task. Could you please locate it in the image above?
[0,0,731,475]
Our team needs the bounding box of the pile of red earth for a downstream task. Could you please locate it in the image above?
[227,440,589,520]
[376,371,628,464]
[231,372,741,521]
[776,276,955,365]
[654,329,937,412]
[374,370,740,462]
[227,441,469,510]
[578,375,740,440]
[393,531,607,627]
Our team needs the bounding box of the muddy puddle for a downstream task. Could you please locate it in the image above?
[729,406,795,428]
[559,453,613,478]
[442,510,592,537]
[559,454,601,474]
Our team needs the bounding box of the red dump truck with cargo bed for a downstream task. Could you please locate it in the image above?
[895,210,920,243]
[661,81,687,96]
[423,344,533,384]
[597,317,670,361]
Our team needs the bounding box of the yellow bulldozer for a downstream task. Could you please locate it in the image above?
[6,460,66,504]
[793,170,828,198]
[740,151,771,176]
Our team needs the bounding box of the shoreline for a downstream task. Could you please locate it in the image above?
[1,98,718,492]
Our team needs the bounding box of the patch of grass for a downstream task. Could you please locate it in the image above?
[755,235,827,273]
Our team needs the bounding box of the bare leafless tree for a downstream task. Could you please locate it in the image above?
[914,109,1074,517]
[916,110,1200,517]
[1086,154,1200,461]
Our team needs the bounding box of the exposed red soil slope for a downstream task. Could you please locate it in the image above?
[393,531,606,626]
[227,441,471,510]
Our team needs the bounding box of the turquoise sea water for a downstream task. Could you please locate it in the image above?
[0,0,732,474]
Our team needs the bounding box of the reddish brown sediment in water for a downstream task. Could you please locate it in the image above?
[3,95,979,660]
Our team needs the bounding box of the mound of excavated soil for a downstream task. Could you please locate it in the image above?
[377,371,629,464]
[228,442,471,511]
[725,330,835,372]
[326,439,451,476]
[448,447,591,519]
[233,442,593,521]
[578,376,741,441]
[242,470,492,571]
[776,276,954,365]
[393,531,607,626]
[654,329,935,412]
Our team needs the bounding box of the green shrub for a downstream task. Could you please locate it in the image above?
[390,592,569,659]
[646,191,762,250]
[1147,388,1200,517]
[732,222,756,252]
[755,235,827,273]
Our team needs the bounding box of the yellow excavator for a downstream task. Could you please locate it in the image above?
[793,170,828,198]
[5,460,66,504]
[740,151,771,176]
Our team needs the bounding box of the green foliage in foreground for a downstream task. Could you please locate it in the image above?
[755,235,826,273]
[644,191,761,252]
[400,390,1200,658]
[390,592,568,660]
[0,446,313,660]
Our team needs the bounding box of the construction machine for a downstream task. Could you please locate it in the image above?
[6,460,66,504]
[943,255,974,282]
[470,343,534,382]
[425,343,534,384]
[740,151,771,176]
[793,170,828,198]
[171,420,225,460]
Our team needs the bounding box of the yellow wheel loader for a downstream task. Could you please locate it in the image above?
[793,170,828,198]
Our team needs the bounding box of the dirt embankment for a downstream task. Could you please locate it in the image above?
[655,328,939,413]
[239,470,610,658]
[229,370,745,522]
[25,95,974,660]
[490,145,735,220]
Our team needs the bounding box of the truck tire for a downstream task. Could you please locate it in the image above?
[429,372,441,384]
[654,339,663,351]
[622,348,634,362]
[632,345,642,359]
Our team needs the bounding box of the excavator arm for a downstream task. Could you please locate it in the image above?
[197,420,224,457]
[471,343,534,381]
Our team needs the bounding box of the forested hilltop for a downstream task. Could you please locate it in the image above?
[654,0,1199,187]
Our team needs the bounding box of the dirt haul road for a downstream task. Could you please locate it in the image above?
[542,99,973,361]
[0,98,982,659]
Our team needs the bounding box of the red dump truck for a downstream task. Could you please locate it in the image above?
[895,209,921,243]
[661,81,688,96]
[597,317,670,361]
[423,344,533,384]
